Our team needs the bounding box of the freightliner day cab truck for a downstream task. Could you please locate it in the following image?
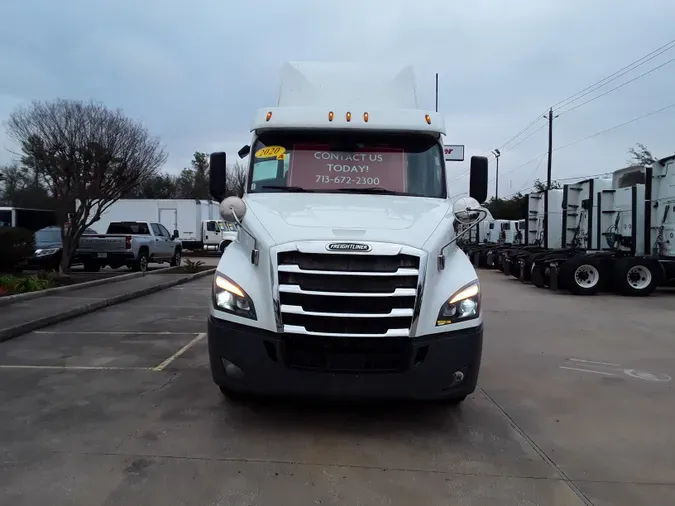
[206,62,489,404]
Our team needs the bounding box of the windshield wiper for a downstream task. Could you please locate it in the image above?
[260,185,310,192]
[337,187,402,195]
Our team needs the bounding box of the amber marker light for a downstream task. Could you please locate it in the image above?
[425,114,431,125]
[328,111,334,121]
[363,112,369,122]
[346,111,352,122]
[265,111,273,121]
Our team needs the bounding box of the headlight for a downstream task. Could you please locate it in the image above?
[212,272,257,320]
[436,280,481,326]
[34,248,59,257]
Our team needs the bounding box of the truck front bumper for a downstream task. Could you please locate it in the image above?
[207,316,483,401]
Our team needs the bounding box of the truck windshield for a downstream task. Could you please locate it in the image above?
[0,210,12,227]
[248,131,446,198]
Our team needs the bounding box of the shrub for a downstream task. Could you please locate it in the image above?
[183,259,205,272]
[0,227,34,273]
[0,273,55,295]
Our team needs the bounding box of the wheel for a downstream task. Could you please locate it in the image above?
[132,250,149,272]
[170,248,182,267]
[220,241,231,254]
[613,257,661,296]
[560,255,605,295]
[82,259,101,272]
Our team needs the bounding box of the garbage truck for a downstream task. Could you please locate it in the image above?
[206,62,489,403]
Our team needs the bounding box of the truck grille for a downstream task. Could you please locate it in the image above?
[277,251,420,338]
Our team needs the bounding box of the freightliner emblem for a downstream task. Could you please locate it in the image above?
[326,242,372,252]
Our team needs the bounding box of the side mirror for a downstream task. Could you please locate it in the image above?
[209,152,227,202]
[469,156,488,203]
[172,230,179,240]
[219,196,247,224]
[453,197,485,224]
[238,145,251,159]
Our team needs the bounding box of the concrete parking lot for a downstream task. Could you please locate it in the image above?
[0,270,673,505]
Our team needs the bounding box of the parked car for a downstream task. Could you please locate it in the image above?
[26,226,98,271]
[76,221,182,272]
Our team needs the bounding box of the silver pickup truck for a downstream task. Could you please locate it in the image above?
[76,221,182,272]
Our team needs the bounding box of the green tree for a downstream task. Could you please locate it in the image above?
[191,151,210,199]
[484,178,561,220]
[6,98,167,273]
[0,162,54,208]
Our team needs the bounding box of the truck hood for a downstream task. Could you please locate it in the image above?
[245,193,452,248]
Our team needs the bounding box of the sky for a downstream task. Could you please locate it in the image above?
[1,0,674,200]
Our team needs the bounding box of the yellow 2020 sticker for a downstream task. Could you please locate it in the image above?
[255,146,286,160]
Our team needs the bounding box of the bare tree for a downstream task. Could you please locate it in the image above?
[6,99,167,273]
[628,142,657,166]
[226,162,247,198]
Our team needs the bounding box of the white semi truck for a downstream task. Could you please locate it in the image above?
[206,62,489,403]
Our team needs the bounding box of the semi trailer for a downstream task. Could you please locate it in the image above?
[500,188,565,281]
[533,157,675,296]
[206,61,489,403]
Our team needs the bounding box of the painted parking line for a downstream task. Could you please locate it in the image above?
[152,333,206,371]
[33,331,199,335]
[567,358,620,367]
[560,357,672,382]
[559,366,618,376]
[0,364,154,371]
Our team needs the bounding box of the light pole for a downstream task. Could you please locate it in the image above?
[491,149,501,199]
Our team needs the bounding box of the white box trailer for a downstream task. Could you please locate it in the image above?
[561,177,614,250]
[81,199,237,252]
[536,156,675,295]
[525,189,564,249]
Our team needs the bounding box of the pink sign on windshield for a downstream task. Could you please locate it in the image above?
[287,144,407,192]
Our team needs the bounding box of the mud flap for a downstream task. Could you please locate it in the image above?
[518,261,526,282]
[503,258,511,276]
[549,264,560,291]
[472,252,480,268]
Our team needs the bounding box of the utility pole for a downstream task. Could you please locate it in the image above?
[546,108,554,189]
[491,149,501,199]
[435,73,439,112]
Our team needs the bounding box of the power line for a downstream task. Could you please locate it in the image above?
[557,55,675,116]
[494,102,675,199]
[496,112,548,152]
[551,39,675,111]
[554,101,675,152]
[482,39,675,169]
[500,121,547,154]
[489,152,548,183]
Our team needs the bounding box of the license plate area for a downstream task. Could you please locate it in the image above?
[282,334,411,373]
[97,253,108,258]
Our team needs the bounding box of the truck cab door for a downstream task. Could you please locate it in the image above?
[204,220,218,245]
[151,223,171,258]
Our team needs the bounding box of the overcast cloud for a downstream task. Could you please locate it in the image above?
[1,0,674,199]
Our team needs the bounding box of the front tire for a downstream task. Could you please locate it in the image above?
[170,248,182,267]
[441,394,467,406]
[219,385,249,403]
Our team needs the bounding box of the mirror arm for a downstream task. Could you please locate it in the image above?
[437,208,488,270]
[229,206,259,266]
